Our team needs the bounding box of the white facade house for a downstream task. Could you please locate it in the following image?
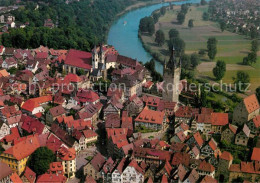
[121,160,144,183]
[0,122,10,140]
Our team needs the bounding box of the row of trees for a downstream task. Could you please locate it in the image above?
[243,40,259,65]
[177,4,189,24]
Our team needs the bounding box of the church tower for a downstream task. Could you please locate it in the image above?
[92,45,99,69]
[162,47,181,103]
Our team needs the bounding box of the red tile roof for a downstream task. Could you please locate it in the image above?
[48,162,63,174]
[36,173,67,183]
[23,166,36,183]
[1,127,20,143]
[228,124,238,134]
[64,49,92,70]
[57,147,76,161]
[201,175,217,183]
[10,173,23,183]
[161,174,168,183]
[83,129,98,139]
[243,94,260,113]
[253,115,260,128]
[22,96,52,112]
[220,151,233,161]
[49,105,65,117]
[4,135,40,160]
[198,160,215,173]
[105,113,121,128]
[90,153,106,172]
[21,115,45,134]
[211,113,229,126]
[178,164,187,182]
[251,148,260,161]
[64,73,82,83]
[208,138,217,151]
[128,159,144,175]
[85,176,97,183]
[135,107,164,125]
[193,132,204,147]
[171,152,190,167]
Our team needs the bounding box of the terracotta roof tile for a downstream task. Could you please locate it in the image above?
[253,115,260,128]
[251,148,260,161]
[171,152,190,167]
[10,173,23,183]
[220,151,233,161]
[0,161,12,180]
[243,94,260,113]
[36,173,67,183]
[198,160,215,173]
[193,132,204,147]
[135,107,164,125]
[201,175,217,183]
[23,166,36,183]
[64,49,92,70]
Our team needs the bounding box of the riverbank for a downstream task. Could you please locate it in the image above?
[117,0,184,17]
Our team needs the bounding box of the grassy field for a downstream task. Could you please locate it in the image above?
[140,5,260,94]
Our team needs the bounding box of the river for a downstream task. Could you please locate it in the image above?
[107,0,201,74]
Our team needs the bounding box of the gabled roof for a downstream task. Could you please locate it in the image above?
[22,95,52,112]
[85,176,97,183]
[251,147,260,161]
[198,160,215,173]
[64,49,92,70]
[135,107,164,125]
[211,112,229,126]
[241,124,250,137]
[253,115,260,128]
[23,166,36,183]
[90,153,106,172]
[171,152,190,167]
[4,135,40,161]
[115,157,127,174]
[49,105,65,117]
[128,159,144,175]
[36,173,67,183]
[21,115,45,134]
[201,175,217,183]
[178,164,187,182]
[193,132,204,147]
[57,147,76,161]
[243,94,260,113]
[10,172,23,183]
[220,151,233,161]
[208,138,217,151]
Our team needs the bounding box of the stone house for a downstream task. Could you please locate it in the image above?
[46,105,66,124]
[232,94,260,126]
[217,151,233,182]
[235,124,250,146]
[84,153,106,180]
[248,115,260,136]
[126,95,143,117]
[221,124,238,144]
[229,162,260,182]
[201,138,218,158]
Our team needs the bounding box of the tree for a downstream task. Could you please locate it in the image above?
[152,12,160,23]
[160,7,166,16]
[76,68,85,76]
[207,37,217,60]
[213,60,226,80]
[177,12,185,24]
[190,53,200,68]
[155,30,165,46]
[256,87,260,102]
[181,54,191,69]
[234,71,250,92]
[219,21,226,32]
[202,12,209,21]
[250,27,258,39]
[200,86,207,107]
[251,40,259,53]
[28,147,55,175]
[168,37,185,57]
[181,4,189,14]
[139,17,155,36]
[169,2,174,10]
[168,29,179,39]
[200,0,207,5]
[188,19,194,29]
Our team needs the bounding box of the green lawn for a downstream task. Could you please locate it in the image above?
[140,4,260,94]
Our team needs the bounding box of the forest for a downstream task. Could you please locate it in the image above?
[1,0,149,51]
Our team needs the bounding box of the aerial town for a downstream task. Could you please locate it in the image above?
[0,0,259,183]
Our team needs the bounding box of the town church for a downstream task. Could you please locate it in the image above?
[162,47,181,103]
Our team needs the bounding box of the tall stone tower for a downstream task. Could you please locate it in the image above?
[92,45,99,69]
[162,47,181,103]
